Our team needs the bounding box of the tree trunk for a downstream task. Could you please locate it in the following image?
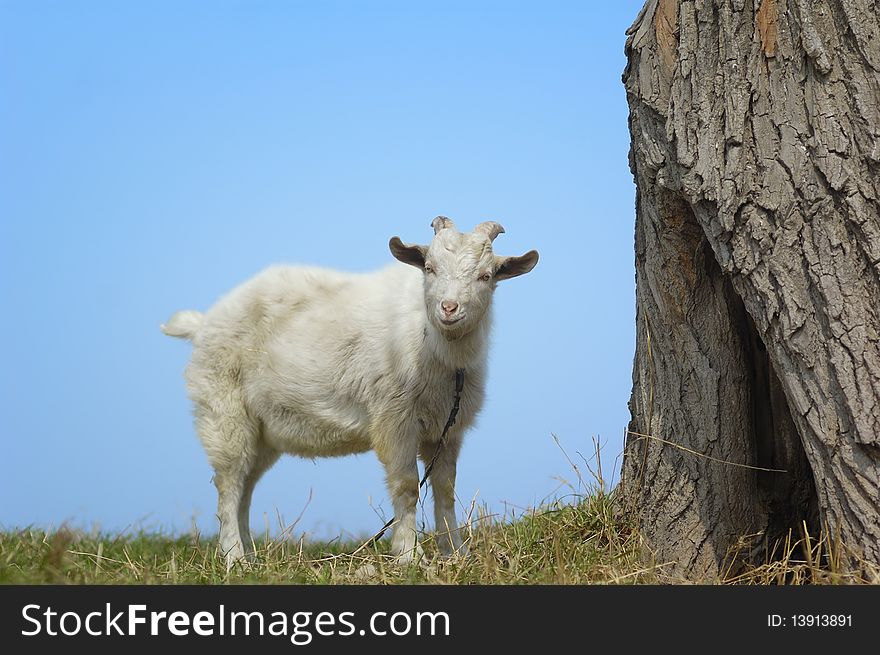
[620,0,880,580]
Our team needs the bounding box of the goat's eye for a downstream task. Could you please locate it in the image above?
[425,264,435,274]
[480,272,492,282]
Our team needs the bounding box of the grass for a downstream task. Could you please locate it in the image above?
[0,488,663,585]
[4,488,875,584]
[2,437,876,585]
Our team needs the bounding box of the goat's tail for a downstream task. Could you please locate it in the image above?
[160,310,204,340]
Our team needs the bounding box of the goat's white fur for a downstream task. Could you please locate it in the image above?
[162,219,538,567]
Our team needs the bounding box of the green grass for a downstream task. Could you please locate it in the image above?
[0,490,665,585]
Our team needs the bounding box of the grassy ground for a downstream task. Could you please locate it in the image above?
[0,490,661,584]
[3,486,875,584]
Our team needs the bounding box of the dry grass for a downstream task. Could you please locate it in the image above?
[719,524,880,585]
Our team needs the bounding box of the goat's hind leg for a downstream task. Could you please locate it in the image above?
[195,402,261,569]
[237,442,280,558]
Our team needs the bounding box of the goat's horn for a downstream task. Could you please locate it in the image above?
[475,221,506,241]
[431,216,456,234]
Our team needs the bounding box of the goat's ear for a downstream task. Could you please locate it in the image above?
[494,250,539,281]
[389,237,427,269]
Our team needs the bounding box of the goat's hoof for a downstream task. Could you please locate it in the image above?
[352,563,379,581]
[223,550,254,572]
[392,547,425,567]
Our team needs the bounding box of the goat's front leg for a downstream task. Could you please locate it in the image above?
[422,437,468,557]
[374,421,423,564]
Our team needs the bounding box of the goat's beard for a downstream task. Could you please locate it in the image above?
[433,318,474,342]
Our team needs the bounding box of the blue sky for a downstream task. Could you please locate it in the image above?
[0,1,643,541]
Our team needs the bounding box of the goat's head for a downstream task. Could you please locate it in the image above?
[389,216,539,339]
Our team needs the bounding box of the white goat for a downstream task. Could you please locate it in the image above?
[162,217,538,566]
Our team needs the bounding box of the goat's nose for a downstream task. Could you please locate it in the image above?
[441,300,459,315]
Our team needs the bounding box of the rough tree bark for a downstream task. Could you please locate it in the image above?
[620,0,880,580]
